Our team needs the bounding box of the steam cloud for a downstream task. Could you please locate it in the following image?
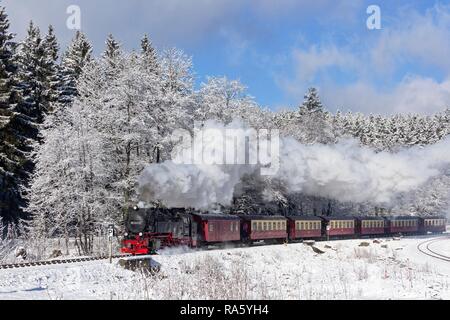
[138,120,450,209]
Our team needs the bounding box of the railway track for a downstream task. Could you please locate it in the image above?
[0,254,130,270]
[417,236,450,262]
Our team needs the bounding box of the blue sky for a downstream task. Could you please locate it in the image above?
[2,0,450,114]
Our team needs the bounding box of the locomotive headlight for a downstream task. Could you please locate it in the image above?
[133,205,139,211]
[124,233,128,237]
[139,232,143,236]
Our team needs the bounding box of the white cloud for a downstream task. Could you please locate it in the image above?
[291,45,359,82]
[370,4,450,73]
[1,0,242,51]
[321,76,450,115]
[277,4,450,114]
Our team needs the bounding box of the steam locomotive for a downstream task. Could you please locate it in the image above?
[121,206,447,255]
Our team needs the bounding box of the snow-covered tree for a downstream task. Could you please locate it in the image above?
[0,6,24,223]
[140,34,158,74]
[15,22,50,122]
[58,31,92,107]
[296,87,333,144]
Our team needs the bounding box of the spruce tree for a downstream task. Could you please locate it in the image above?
[15,21,49,122]
[0,6,21,223]
[297,87,332,144]
[299,87,323,114]
[58,31,92,107]
[103,34,120,62]
[0,6,16,125]
[140,34,158,74]
[42,25,60,113]
[103,34,122,76]
[0,16,40,223]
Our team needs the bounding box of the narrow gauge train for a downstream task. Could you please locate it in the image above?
[121,207,447,255]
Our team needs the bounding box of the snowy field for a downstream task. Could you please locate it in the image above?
[0,235,449,300]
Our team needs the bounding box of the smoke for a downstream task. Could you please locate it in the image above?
[138,120,450,209]
[278,137,450,204]
[138,120,259,209]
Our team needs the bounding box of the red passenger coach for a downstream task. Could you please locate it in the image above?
[320,216,355,237]
[385,216,419,234]
[239,215,288,242]
[356,217,385,236]
[192,214,241,243]
[287,216,322,240]
[419,217,447,234]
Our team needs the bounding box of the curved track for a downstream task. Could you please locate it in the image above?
[417,236,450,262]
[0,254,130,270]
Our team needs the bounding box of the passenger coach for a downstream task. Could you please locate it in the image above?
[239,215,288,243]
[420,216,446,234]
[320,216,356,237]
[384,216,419,234]
[287,216,322,240]
[356,216,385,236]
[192,213,241,244]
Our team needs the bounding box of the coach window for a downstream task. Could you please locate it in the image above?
[263,222,267,231]
[209,223,214,232]
[252,221,257,230]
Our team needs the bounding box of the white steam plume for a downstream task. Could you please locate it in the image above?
[278,137,449,203]
[138,120,450,209]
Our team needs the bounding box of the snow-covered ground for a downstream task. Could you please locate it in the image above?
[0,235,449,300]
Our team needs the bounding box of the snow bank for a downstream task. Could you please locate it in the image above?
[1,237,449,299]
